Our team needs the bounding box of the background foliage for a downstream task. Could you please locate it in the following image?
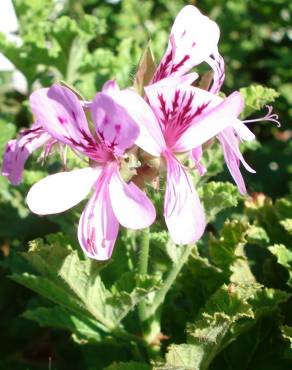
[0,0,291,369]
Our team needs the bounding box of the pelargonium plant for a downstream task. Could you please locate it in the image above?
[2,5,260,259]
[1,5,283,369]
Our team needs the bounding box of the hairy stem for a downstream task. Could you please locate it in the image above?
[150,243,195,316]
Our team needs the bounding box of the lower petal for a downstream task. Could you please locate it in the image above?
[109,169,156,229]
[231,119,255,141]
[27,167,100,215]
[164,154,205,244]
[219,128,255,173]
[219,134,247,195]
[218,127,256,195]
[78,181,119,260]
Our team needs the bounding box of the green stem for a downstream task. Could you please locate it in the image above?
[137,228,161,358]
[138,228,150,324]
[149,243,195,316]
[138,228,150,276]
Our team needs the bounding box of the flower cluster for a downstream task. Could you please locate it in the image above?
[2,6,258,260]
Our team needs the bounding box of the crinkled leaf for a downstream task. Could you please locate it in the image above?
[154,344,201,370]
[246,225,270,245]
[156,285,253,370]
[200,182,241,222]
[268,244,292,287]
[240,85,279,119]
[209,220,255,284]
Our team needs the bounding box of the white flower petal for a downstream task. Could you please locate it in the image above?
[27,167,100,215]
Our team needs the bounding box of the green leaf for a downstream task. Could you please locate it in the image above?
[281,326,292,349]
[250,288,291,317]
[200,182,241,222]
[104,362,151,370]
[187,246,223,295]
[150,230,186,265]
[239,85,279,119]
[154,344,201,370]
[11,236,159,334]
[209,220,255,284]
[109,272,162,324]
[268,244,292,287]
[156,285,253,370]
[275,196,292,220]
[246,225,270,245]
[280,219,292,235]
[281,326,292,360]
[23,306,102,342]
[10,272,90,320]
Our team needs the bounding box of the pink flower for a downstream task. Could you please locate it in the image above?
[118,85,245,244]
[151,5,220,87]
[26,82,155,260]
[2,124,54,185]
[149,4,256,194]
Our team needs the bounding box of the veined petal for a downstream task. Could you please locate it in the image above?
[218,131,247,194]
[146,85,221,148]
[112,89,166,156]
[191,146,206,176]
[219,127,255,173]
[27,167,100,215]
[91,92,140,156]
[231,119,256,141]
[153,5,220,82]
[2,124,51,185]
[109,169,156,229]
[206,50,225,94]
[29,85,99,159]
[164,154,205,244]
[78,177,119,261]
[174,91,244,152]
[146,72,198,90]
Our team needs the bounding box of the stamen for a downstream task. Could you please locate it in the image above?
[38,139,56,165]
[243,105,281,127]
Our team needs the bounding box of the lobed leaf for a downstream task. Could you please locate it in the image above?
[240,85,279,119]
